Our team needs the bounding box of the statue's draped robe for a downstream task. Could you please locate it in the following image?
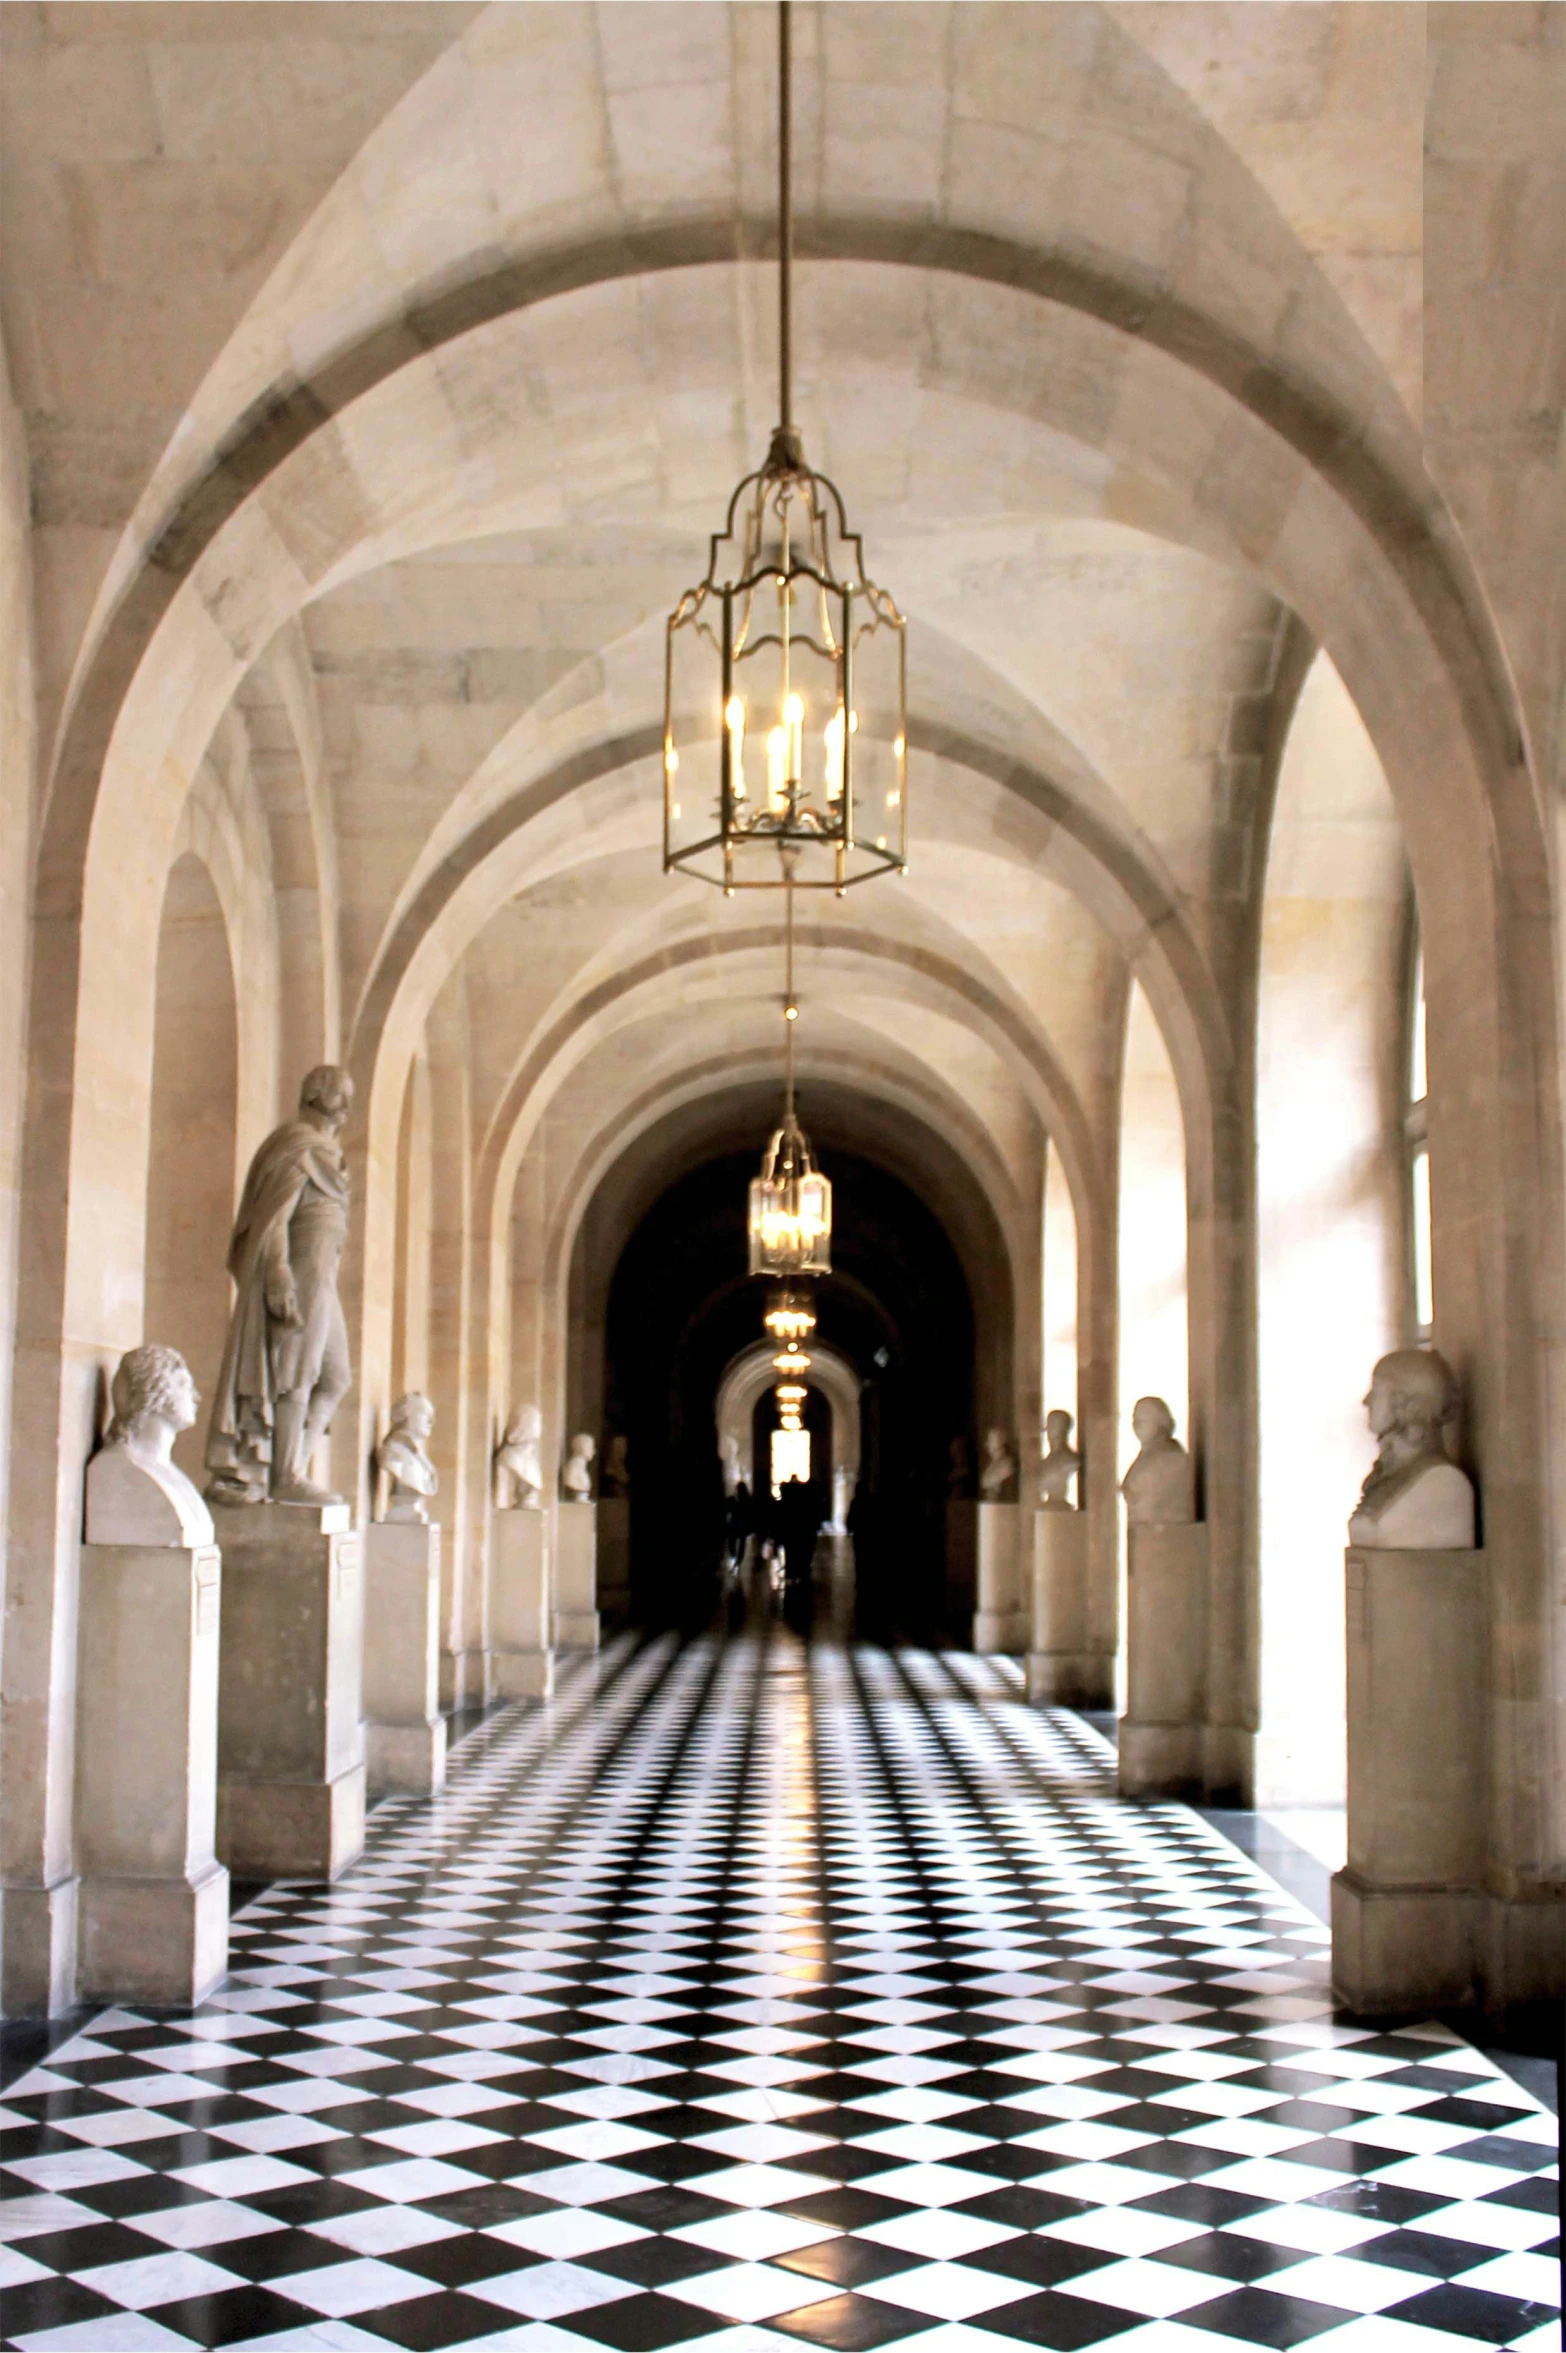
[205,1120,350,1488]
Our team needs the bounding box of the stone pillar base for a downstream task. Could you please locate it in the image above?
[1119,1721,1205,1795]
[1029,1513,1103,1702]
[1332,1870,1477,2013]
[555,1507,597,1647]
[78,1864,229,2008]
[1026,1650,1109,1706]
[490,1511,552,1695]
[597,1496,630,1617]
[450,1647,501,1709]
[553,1608,600,1652]
[367,1717,446,1800]
[0,1875,79,2019]
[1335,1545,1485,2011]
[214,1503,365,1883]
[365,1521,444,1800]
[492,1648,554,1699]
[1119,1521,1208,1798]
[75,1538,226,2007]
[973,1503,1024,1653]
[218,1764,365,1883]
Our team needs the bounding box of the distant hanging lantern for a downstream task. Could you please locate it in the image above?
[662,0,906,897]
[765,1288,817,1345]
[748,1115,831,1279]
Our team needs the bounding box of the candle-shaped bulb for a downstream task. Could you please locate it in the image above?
[783,691,804,786]
[766,725,787,812]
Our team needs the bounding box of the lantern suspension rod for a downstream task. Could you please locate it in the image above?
[778,0,792,435]
[783,874,797,1119]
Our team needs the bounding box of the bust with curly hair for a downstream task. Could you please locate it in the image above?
[1349,1348,1474,1549]
[86,1344,214,1548]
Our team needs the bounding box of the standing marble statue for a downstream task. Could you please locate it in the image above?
[377,1392,438,1524]
[1038,1409,1081,1509]
[1120,1396,1196,1524]
[205,1066,354,1508]
[495,1406,544,1508]
[87,1344,215,1547]
[979,1427,1018,1501]
[1348,1348,1474,1548]
[563,1432,596,1501]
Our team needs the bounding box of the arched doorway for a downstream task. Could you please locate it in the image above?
[595,1132,983,1638]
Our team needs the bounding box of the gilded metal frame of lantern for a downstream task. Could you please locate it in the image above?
[663,437,907,896]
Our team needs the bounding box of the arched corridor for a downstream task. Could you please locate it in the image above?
[2,1644,1557,2352]
[2,9,1564,2347]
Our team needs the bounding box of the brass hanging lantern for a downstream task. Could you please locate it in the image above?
[764,1288,817,1345]
[663,0,907,896]
[746,881,832,1277]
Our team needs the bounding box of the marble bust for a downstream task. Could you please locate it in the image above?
[601,1434,630,1499]
[1348,1348,1475,1549]
[87,1345,215,1548]
[563,1432,596,1502]
[1038,1409,1081,1509]
[979,1427,1018,1502]
[378,1391,438,1524]
[206,1064,353,1508]
[495,1406,544,1509]
[1121,1396,1196,1525]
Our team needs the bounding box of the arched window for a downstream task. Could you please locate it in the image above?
[1406,926,1432,1340]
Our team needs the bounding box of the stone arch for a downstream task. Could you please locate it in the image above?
[143,849,239,1485]
[1254,650,1410,1808]
[716,1340,861,1514]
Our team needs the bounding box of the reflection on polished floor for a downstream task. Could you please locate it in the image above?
[1,1625,1558,2353]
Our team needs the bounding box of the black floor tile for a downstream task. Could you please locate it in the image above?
[143,2283,318,2344]
[766,2287,938,2348]
[966,2234,1109,2289]
[357,2285,543,2348]
[584,2235,732,2288]
[773,2235,921,2288]
[559,2287,729,2349]
[1176,2282,1359,2345]
[776,2184,915,2231]
[980,2288,1145,2347]
[1386,2280,1561,2344]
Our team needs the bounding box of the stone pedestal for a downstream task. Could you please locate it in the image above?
[554,1506,599,1650]
[597,1497,630,1617]
[1026,1510,1099,1703]
[364,1520,446,1798]
[214,1503,365,1880]
[491,1510,554,1697]
[76,1542,229,2004]
[1120,1522,1208,1795]
[945,1499,977,1626]
[973,1503,1027,1652]
[1332,1547,1485,2012]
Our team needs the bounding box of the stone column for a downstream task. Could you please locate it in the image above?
[214,1502,366,1880]
[1120,1522,1209,1795]
[363,1520,446,1799]
[1026,1510,1095,1703]
[1331,1547,1485,2012]
[75,1541,229,2004]
[973,1502,1027,1652]
[597,1497,630,1619]
[491,1510,553,1696]
[554,1505,599,1650]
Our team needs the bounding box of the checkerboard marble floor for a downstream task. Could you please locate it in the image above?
[2,1630,1558,2353]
